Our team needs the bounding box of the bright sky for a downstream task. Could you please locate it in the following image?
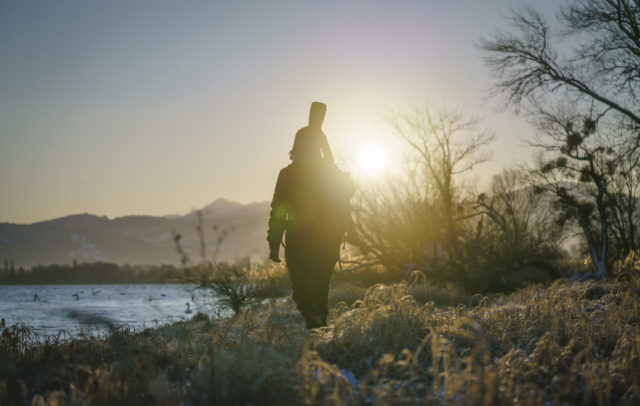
[0,0,560,223]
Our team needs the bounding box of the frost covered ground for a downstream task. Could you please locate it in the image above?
[2,269,639,405]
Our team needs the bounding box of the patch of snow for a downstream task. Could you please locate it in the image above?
[339,369,358,388]
[70,233,105,261]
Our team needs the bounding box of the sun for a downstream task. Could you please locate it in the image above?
[356,143,389,177]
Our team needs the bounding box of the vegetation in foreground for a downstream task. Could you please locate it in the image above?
[2,258,639,406]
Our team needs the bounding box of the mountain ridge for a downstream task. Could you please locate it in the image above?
[0,199,271,268]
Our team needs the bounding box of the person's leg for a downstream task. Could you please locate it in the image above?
[289,261,331,328]
[286,232,339,328]
[286,265,310,322]
[308,259,335,327]
[316,264,334,326]
[285,243,318,328]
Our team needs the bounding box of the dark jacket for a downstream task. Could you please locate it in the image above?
[267,159,354,256]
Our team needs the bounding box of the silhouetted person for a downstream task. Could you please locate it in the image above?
[267,102,354,328]
[33,293,40,302]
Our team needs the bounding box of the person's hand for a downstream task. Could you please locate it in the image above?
[269,250,281,263]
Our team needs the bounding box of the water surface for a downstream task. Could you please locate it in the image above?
[0,284,222,337]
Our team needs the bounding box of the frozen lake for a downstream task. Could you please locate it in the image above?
[0,284,227,337]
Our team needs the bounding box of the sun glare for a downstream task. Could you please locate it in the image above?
[357,143,389,177]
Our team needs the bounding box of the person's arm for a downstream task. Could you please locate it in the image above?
[267,169,289,262]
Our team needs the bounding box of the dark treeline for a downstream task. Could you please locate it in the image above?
[0,261,190,285]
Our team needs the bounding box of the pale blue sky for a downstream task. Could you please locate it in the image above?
[1,0,560,223]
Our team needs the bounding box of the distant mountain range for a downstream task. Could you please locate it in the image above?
[0,198,271,268]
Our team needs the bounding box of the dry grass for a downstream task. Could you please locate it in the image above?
[2,261,640,405]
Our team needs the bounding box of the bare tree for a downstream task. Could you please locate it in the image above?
[481,0,640,277]
[480,1,640,136]
[526,101,638,278]
[352,105,493,276]
[476,169,561,269]
[607,147,640,255]
[353,169,444,269]
[385,105,494,250]
[531,113,616,278]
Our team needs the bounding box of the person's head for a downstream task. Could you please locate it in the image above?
[289,127,323,162]
[309,102,326,129]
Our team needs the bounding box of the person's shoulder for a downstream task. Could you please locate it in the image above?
[279,163,296,177]
[296,126,325,137]
[295,126,315,136]
[295,127,307,137]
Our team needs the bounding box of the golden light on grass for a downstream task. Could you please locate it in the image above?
[356,143,389,177]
